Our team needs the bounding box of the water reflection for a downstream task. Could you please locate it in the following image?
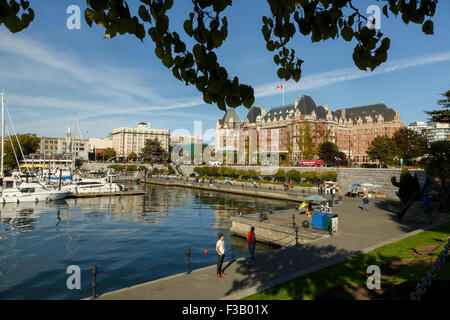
[0,184,294,299]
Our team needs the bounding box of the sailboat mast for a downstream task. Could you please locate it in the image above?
[1,90,4,178]
[72,113,76,172]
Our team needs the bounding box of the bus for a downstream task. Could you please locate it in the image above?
[297,160,324,167]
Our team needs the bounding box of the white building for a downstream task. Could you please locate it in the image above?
[88,137,113,153]
[426,121,450,143]
[408,121,450,143]
[112,122,170,159]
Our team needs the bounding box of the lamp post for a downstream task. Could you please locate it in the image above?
[334,156,341,167]
[348,134,352,167]
[393,156,399,168]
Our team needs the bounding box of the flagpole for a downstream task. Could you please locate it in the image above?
[282,85,285,106]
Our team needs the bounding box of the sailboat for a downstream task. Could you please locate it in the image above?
[0,90,70,203]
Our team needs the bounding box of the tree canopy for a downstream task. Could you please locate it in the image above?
[426,90,450,123]
[140,138,169,164]
[318,141,347,166]
[1,133,40,169]
[97,147,117,160]
[392,127,428,165]
[0,0,439,111]
[366,135,398,166]
[127,151,138,161]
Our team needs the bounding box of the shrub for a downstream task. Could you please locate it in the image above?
[391,167,421,203]
[286,169,301,182]
[274,169,286,182]
[320,171,337,182]
[301,171,320,182]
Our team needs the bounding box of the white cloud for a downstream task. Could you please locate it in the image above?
[254,51,450,99]
[1,27,450,137]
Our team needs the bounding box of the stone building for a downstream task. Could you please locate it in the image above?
[334,103,404,163]
[214,95,405,164]
[111,122,170,159]
[38,127,89,160]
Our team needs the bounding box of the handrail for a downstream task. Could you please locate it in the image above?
[398,176,430,221]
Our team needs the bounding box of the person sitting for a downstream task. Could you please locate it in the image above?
[305,204,313,217]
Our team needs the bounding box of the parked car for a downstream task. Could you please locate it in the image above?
[209,161,222,166]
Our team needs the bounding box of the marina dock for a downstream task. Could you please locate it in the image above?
[230,210,329,247]
[66,190,145,198]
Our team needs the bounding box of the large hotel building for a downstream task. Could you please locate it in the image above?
[112,122,170,159]
[215,95,405,164]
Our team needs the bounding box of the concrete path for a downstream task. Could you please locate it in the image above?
[94,197,450,300]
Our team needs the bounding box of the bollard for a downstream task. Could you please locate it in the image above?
[92,265,98,299]
[186,248,191,274]
[295,227,299,246]
[292,214,296,228]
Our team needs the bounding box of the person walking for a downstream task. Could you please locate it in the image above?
[247,227,256,265]
[216,233,226,277]
[362,194,369,211]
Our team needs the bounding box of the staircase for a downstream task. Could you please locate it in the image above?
[401,200,433,224]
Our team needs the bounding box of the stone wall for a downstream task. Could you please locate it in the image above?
[81,162,166,171]
[180,165,426,199]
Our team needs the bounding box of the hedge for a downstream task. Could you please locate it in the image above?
[192,167,337,185]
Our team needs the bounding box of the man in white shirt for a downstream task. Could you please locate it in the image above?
[216,233,225,277]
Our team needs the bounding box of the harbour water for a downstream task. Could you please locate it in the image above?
[0,184,296,299]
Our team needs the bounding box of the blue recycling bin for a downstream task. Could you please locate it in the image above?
[312,212,327,230]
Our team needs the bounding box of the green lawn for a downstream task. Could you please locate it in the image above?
[243,222,450,300]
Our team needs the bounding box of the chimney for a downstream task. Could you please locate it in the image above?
[260,107,266,117]
[341,108,346,120]
[294,98,300,108]
[323,104,329,111]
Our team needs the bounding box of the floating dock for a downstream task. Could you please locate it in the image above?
[230,210,330,247]
[66,190,145,198]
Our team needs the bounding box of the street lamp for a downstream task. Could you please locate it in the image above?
[334,156,341,167]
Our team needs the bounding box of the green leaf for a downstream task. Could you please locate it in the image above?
[183,20,193,37]
[162,54,174,68]
[341,26,353,41]
[138,6,151,22]
[85,8,95,27]
[422,20,434,35]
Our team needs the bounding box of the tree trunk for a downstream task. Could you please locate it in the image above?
[441,177,448,213]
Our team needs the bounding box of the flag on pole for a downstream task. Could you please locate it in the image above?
[277,84,285,106]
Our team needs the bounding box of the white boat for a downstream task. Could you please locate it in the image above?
[42,167,73,182]
[62,173,124,194]
[0,174,70,203]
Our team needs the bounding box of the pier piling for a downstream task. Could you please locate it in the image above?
[92,265,98,299]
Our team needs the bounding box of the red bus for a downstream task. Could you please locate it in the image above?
[297,160,324,167]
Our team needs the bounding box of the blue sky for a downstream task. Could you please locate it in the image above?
[1,0,449,143]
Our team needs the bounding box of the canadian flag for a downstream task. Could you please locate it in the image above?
[277,84,283,89]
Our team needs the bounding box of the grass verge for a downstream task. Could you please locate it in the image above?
[243,222,450,300]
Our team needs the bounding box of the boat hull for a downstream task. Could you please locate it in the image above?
[0,191,70,203]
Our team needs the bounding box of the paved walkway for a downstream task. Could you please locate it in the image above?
[95,197,450,300]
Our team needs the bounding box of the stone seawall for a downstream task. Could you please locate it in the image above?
[179,166,426,199]
[146,178,310,202]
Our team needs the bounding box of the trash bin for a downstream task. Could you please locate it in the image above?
[311,212,327,230]
[323,214,337,232]
[331,214,338,233]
